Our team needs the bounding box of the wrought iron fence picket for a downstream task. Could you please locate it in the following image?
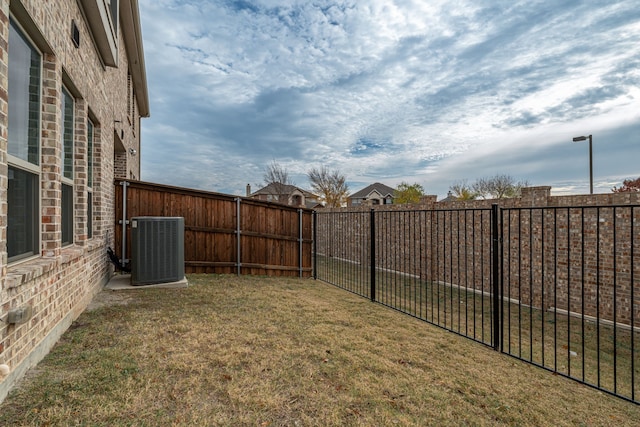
[313,204,640,404]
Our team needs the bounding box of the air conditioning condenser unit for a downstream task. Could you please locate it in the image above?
[131,216,185,285]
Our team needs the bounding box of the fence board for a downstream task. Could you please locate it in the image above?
[115,180,313,277]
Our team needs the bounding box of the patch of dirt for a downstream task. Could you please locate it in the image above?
[87,290,134,311]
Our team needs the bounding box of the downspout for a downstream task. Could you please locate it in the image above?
[119,181,130,269]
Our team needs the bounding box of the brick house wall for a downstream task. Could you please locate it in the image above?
[317,187,640,326]
[0,0,148,403]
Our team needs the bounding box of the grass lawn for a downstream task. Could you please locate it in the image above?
[1,274,639,426]
[317,255,640,401]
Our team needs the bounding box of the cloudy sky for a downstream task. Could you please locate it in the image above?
[138,0,640,199]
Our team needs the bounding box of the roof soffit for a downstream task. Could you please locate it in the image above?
[78,0,118,66]
[120,0,149,117]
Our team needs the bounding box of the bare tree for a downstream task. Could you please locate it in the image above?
[307,166,349,207]
[472,174,529,199]
[449,179,476,200]
[263,160,294,203]
[471,177,491,199]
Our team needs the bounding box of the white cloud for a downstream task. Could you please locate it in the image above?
[139,0,640,198]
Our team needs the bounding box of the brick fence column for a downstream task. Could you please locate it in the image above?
[520,186,551,207]
[419,195,437,209]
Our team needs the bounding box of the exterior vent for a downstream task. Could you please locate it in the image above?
[131,217,184,285]
[71,20,80,48]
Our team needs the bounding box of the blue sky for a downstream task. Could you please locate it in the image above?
[138,0,640,199]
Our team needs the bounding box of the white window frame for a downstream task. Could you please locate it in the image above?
[7,18,42,264]
[61,86,75,247]
[107,0,118,35]
[87,118,95,239]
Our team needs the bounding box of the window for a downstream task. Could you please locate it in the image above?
[62,184,73,245]
[127,72,137,135]
[108,0,118,34]
[8,168,39,260]
[77,0,118,66]
[61,87,74,246]
[126,73,131,119]
[8,19,41,262]
[132,87,136,135]
[87,120,94,189]
[87,119,94,239]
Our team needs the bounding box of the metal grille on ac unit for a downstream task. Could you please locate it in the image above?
[131,217,185,285]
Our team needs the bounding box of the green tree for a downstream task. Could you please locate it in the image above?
[472,174,529,199]
[394,182,425,204]
[612,177,640,193]
[307,166,349,207]
[449,180,476,200]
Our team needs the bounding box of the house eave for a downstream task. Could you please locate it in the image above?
[78,0,118,67]
[121,0,150,117]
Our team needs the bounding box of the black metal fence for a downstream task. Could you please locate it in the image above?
[313,204,640,404]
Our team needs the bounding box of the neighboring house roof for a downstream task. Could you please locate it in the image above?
[250,184,322,209]
[440,191,458,202]
[251,183,317,199]
[349,182,396,199]
[306,200,324,209]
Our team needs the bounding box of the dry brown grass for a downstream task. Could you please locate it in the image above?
[318,255,640,400]
[1,274,639,426]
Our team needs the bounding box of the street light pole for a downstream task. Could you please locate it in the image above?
[572,134,593,194]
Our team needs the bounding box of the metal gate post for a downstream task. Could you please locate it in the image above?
[491,203,500,350]
[118,181,130,267]
[370,209,376,302]
[298,209,303,278]
[236,198,241,276]
[313,210,317,280]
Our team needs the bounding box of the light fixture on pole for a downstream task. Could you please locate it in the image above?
[572,134,593,194]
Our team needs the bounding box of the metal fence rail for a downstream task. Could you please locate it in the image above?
[314,204,640,404]
[314,210,372,297]
[500,205,639,403]
[315,208,497,347]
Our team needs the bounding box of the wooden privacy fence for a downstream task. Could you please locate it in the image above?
[114,180,313,277]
